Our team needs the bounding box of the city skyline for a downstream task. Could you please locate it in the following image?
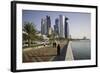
[22,10,91,39]
[41,15,69,38]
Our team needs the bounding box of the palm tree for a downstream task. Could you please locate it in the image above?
[23,22,36,47]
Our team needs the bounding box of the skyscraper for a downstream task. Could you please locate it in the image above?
[54,18,59,35]
[46,15,51,35]
[41,18,47,35]
[54,15,69,38]
[41,15,69,38]
[59,15,65,38]
[65,17,69,38]
[41,18,44,35]
[41,16,51,35]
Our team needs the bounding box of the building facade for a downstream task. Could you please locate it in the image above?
[65,17,69,38]
[54,18,59,35]
[59,15,65,38]
[41,16,52,35]
[54,15,69,39]
[46,15,51,35]
[41,18,47,35]
[41,15,69,39]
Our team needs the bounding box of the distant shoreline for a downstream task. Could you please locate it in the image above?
[69,39,90,41]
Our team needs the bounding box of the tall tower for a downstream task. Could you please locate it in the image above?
[54,18,59,35]
[46,15,51,35]
[41,18,44,35]
[59,15,65,38]
[41,18,47,35]
[65,17,69,38]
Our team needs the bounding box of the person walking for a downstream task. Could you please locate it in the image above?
[57,44,60,56]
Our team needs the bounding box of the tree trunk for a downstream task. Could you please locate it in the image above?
[28,39,31,47]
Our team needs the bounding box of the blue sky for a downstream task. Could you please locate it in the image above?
[22,10,91,39]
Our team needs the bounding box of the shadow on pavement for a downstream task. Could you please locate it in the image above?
[53,41,69,61]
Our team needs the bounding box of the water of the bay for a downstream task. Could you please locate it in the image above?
[71,40,91,60]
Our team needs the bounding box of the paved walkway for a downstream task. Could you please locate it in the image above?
[65,41,74,60]
[23,41,74,62]
[53,41,69,61]
[53,41,74,61]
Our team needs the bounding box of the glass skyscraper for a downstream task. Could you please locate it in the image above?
[54,18,59,35]
[41,18,47,35]
[41,16,51,35]
[59,15,65,38]
[65,17,69,38]
[46,15,51,35]
[54,15,69,39]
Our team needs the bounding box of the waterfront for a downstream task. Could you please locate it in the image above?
[71,40,91,60]
[23,40,91,62]
[22,10,91,62]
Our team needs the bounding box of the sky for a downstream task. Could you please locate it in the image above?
[22,10,91,39]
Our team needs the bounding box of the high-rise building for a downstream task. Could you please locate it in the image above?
[41,18,44,35]
[65,17,69,38]
[41,18,47,35]
[59,15,65,38]
[46,15,51,35]
[54,18,59,35]
[41,16,51,35]
[46,15,51,27]
[54,25,57,34]
[48,27,52,35]
[54,15,69,38]
[41,15,69,38]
